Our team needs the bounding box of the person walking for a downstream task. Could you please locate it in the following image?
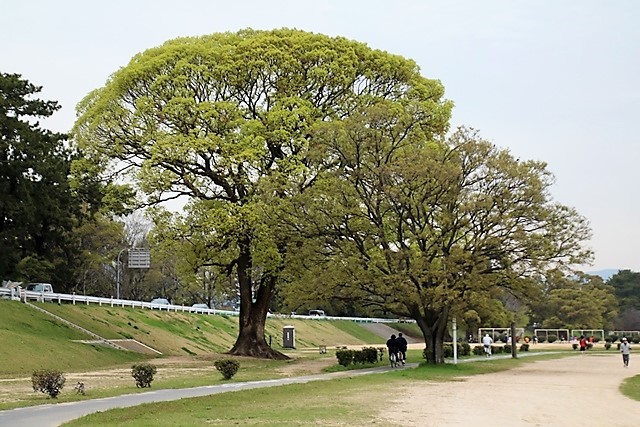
[482,333,493,357]
[396,332,408,365]
[620,337,631,367]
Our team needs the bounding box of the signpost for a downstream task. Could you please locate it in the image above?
[116,248,151,299]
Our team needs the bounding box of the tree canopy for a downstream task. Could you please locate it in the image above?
[0,73,78,286]
[278,124,592,363]
[73,28,452,359]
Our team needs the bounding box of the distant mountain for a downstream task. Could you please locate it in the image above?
[586,269,620,280]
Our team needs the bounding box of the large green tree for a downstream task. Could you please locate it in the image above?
[0,73,80,287]
[529,270,617,330]
[608,270,640,330]
[280,124,592,363]
[73,29,452,358]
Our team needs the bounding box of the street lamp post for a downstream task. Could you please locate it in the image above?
[116,248,127,300]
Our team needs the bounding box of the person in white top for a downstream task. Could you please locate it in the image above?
[482,333,493,357]
[620,337,631,367]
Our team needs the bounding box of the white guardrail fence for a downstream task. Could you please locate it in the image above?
[0,287,409,324]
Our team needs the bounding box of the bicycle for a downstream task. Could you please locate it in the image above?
[389,351,399,368]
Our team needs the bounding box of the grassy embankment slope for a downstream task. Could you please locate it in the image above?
[0,300,392,377]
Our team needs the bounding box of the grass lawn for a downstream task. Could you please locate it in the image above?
[621,375,640,401]
[63,355,562,426]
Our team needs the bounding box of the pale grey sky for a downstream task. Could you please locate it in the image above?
[3,0,638,272]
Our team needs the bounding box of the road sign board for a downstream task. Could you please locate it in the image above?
[128,248,151,268]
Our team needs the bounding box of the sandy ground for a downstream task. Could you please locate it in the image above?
[380,353,640,427]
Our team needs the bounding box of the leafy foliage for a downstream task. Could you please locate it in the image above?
[0,73,79,287]
[530,271,617,330]
[131,363,157,388]
[282,125,592,363]
[31,369,66,398]
[214,359,240,380]
[335,349,355,367]
[73,29,451,359]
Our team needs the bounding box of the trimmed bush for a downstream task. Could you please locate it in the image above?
[473,345,485,356]
[547,334,558,343]
[32,369,65,398]
[131,363,157,388]
[336,349,355,366]
[520,343,530,352]
[633,336,640,344]
[604,342,612,350]
[361,347,379,364]
[214,359,240,380]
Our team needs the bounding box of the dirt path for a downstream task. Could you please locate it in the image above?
[380,353,640,426]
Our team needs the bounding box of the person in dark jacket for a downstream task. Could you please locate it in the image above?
[396,332,408,365]
[386,334,399,366]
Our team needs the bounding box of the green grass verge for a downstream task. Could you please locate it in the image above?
[63,355,557,426]
[620,374,640,401]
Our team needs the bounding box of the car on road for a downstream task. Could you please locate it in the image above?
[150,298,170,307]
[26,283,54,293]
[26,283,54,301]
[191,303,210,310]
[308,309,325,316]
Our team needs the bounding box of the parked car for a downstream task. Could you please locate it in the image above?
[150,298,170,306]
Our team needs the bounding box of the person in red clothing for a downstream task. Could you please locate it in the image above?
[579,335,587,352]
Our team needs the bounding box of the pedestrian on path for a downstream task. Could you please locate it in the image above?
[482,333,493,357]
[620,337,631,367]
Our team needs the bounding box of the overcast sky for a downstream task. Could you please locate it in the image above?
[3,0,638,272]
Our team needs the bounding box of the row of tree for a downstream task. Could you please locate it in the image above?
[3,29,637,363]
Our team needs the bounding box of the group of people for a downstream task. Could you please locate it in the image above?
[386,333,408,366]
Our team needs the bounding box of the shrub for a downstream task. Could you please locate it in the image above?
[633,336,640,344]
[604,337,612,343]
[520,343,530,352]
[458,342,471,356]
[538,336,546,343]
[503,344,511,353]
[32,369,66,398]
[604,342,612,350]
[572,343,579,350]
[214,359,240,380]
[586,342,593,350]
[473,345,484,356]
[131,363,157,388]
[361,347,379,364]
[336,349,355,366]
[443,344,453,358]
[609,335,619,343]
[547,334,558,343]
[353,349,368,364]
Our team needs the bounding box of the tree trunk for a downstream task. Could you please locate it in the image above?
[228,307,288,359]
[227,241,289,360]
[417,307,449,364]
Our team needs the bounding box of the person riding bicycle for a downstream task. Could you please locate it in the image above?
[396,332,408,365]
[386,334,399,366]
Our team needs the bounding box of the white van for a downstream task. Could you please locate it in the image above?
[26,283,54,293]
